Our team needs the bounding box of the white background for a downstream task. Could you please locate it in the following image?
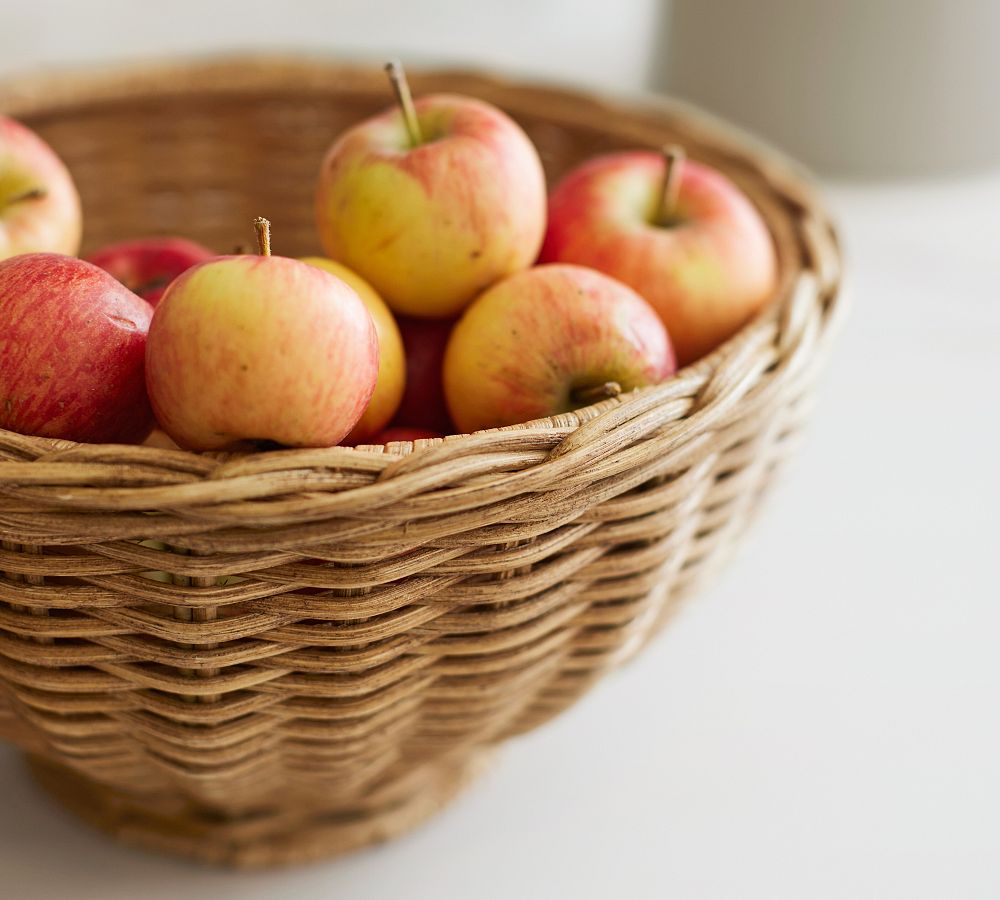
[0,0,662,92]
[2,3,999,898]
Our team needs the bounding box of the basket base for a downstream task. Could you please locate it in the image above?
[27,751,492,868]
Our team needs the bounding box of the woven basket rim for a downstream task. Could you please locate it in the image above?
[0,54,844,463]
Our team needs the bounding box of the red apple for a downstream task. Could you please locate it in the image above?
[146,218,379,451]
[373,426,442,444]
[315,62,547,319]
[0,116,82,261]
[443,264,675,433]
[540,149,778,366]
[0,253,154,443]
[86,236,215,306]
[394,316,455,434]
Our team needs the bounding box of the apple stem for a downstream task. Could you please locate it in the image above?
[385,60,423,147]
[656,144,686,225]
[572,381,623,406]
[9,187,46,204]
[253,217,271,256]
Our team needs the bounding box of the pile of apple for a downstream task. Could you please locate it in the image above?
[0,64,777,451]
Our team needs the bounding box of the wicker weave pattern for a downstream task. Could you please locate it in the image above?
[0,58,843,866]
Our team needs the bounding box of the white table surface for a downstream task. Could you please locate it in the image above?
[2,172,998,899]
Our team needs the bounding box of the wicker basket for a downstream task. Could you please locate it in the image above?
[0,56,843,867]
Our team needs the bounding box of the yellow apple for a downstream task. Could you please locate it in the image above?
[300,256,405,443]
[0,116,82,261]
[315,69,546,319]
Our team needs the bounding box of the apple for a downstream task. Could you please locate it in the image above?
[315,61,547,319]
[443,264,675,433]
[539,147,778,366]
[394,316,455,435]
[0,116,82,261]
[372,426,442,444]
[300,256,405,443]
[146,218,379,451]
[0,253,154,443]
[86,236,215,306]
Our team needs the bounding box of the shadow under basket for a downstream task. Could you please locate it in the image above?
[0,57,844,867]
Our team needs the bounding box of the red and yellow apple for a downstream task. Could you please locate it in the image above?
[394,316,455,435]
[443,264,675,433]
[0,253,153,443]
[540,150,777,366]
[87,236,215,306]
[316,65,546,318]
[146,221,379,451]
[0,116,82,261]
[300,256,405,443]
